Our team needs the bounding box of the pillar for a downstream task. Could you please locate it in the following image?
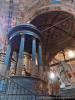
[4,43,12,75]
[32,38,36,65]
[38,43,43,79]
[31,38,37,76]
[38,43,42,66]
[15,52,18,74]
[10,52,18,75]
[16,34,25,75]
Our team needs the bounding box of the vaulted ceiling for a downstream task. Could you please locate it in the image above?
[31,11,75,64]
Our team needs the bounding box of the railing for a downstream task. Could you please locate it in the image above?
[0,74,55,100]
[0,74,38,100]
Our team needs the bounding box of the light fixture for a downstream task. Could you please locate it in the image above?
[68,50,75,58]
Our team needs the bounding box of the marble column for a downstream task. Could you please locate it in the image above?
[16,34,25,75]
[10,52,18,75]
[38,43,43,79]
[15,52,18,74]
[32,38,36,65]
[4,43,12,75]
[32,38,37,76]
[38,43,42,66]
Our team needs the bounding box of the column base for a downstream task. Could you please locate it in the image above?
[39,66,44,79]
[9,67,16,76]
[16,67,22,76]
[0,64,7,76]
[31,64,38,77]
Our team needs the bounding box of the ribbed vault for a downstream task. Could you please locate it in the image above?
[31,11,75,65]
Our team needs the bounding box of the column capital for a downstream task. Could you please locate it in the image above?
[20,32,24,35]
[20,34,25,38]
[32,37,36,40]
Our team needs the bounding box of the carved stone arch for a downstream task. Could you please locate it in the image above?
[30,4,75,65]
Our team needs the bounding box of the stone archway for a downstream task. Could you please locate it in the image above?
[30,4,75,65]
[28,3,75,22]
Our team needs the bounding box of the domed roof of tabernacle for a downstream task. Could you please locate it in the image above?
[8,24,41,53]
[8,24,41,40]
